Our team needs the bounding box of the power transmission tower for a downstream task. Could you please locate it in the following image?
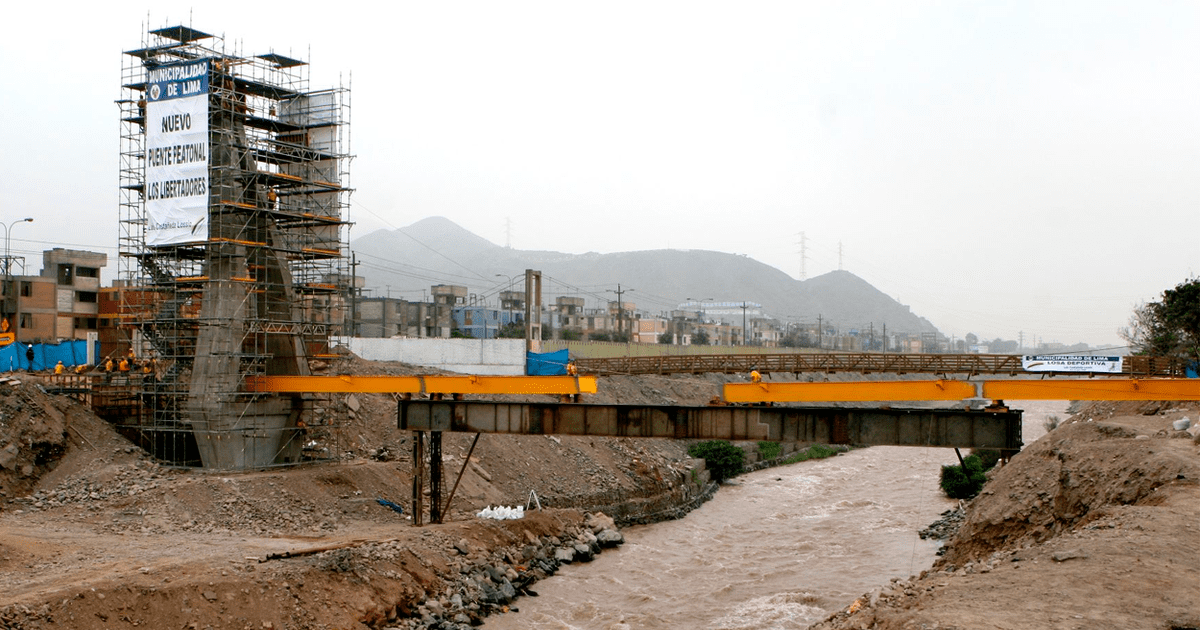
[796,231,808,279]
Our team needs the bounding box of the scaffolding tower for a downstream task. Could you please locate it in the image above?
[117,25,351,469]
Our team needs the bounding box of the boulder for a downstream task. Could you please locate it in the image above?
[596,528,625,547]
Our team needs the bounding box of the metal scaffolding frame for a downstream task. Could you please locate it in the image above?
[116,25,352,469]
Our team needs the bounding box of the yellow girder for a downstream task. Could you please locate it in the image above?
[245,374,597,396]
[724,379,979,403]
[724,378,1200,403]
[983,379,1200,401]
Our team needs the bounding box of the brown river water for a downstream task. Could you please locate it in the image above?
[484,401,1066,630]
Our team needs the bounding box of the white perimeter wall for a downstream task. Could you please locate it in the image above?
[331,337,525,375]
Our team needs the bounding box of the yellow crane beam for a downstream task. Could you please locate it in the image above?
[982,379,1200,401]
[245,375,597,396]
[723,378,1200,403]
[724,379,980,403]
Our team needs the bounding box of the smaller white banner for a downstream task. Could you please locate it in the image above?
[1022,355,1123,373]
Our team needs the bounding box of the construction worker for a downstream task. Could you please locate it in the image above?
[566,360,578,376]
[750,369,762,383]
[118,357,130,372]
[25,345,34,373]
[54,361,64,375]
[104,357,114,373]
[74,363,87,374]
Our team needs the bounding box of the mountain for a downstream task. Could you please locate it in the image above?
[350,217,938,334]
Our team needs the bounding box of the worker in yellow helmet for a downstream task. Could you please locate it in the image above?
[750,369,762,383]
[54,361,64,375]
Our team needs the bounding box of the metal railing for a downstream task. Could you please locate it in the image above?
[575,353,1187,377]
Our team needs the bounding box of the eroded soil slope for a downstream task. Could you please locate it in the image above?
[814,402,1200,630]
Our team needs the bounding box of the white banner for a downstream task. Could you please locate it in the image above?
[1022,355,1123,373]
[145,59,209,246]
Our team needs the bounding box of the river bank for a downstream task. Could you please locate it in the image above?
[0,361,739,629]
[812,401,1200,630]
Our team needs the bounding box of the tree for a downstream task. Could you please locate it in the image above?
[560,329,582,341]
[692,329,710,345]
[965,332,978,346]
[780,330,813,348]
[496,322,524,339]
[1121,278,1200,360]
[658,331,674,344]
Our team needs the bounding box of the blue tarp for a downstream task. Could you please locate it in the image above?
[526,349,570,376]
[0,339,98,372]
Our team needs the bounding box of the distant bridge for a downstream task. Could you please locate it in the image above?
[574,352,1184,377]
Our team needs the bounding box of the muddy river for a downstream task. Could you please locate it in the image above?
[483,401,1066,630]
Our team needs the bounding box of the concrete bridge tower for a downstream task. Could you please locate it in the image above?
[116,25,351,469]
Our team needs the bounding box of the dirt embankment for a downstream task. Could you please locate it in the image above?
[814,401,1200,630]
[0,360,730,630]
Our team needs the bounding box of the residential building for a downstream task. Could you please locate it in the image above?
[4,248,106,344]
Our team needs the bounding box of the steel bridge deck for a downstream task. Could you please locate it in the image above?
[398,400,1022,451]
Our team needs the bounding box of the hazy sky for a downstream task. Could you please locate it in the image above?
[3,1,1197,348]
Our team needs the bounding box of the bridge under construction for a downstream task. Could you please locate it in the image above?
[573,352,1189,377]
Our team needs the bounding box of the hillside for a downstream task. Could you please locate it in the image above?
[352,217,938,333]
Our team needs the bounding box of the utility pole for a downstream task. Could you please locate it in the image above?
[607,284,632,341]
[1019,331,1024,353]
[818,314,823,350]
[741,302,749,346]
[882,323,887,352]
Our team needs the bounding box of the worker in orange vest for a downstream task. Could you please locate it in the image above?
[118,358,130,372]
[54,361,64,375]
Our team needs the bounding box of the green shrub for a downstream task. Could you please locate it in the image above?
[781,443,845,465]
[687,441,745,482]
[939,454,990,499]
[971,449,1002,470]
[757,441,781,461]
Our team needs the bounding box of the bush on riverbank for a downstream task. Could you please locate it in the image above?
[687,441,745,481]
[782,444,845,465]
[939,453,993,499]
[757,441,782,460]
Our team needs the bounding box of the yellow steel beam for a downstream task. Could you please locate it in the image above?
[724,378,1200,403]
[983,379,1200,401]
[723,379,979,403]
[245,374,598,395]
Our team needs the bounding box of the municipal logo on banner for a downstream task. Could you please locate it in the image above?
[145,59,210,246]
[1022,355,1123,373]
